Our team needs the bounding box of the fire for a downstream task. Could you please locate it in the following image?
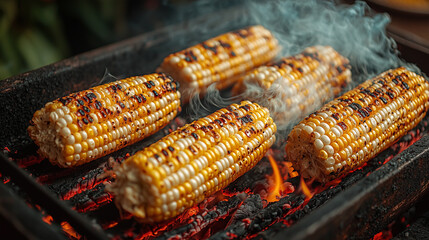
[372,230,393,240]
[300,177,315,200]
[61,221,81,239]
[42,215,80,239]
[285,161,299,178]
[42,215,54,225]
[266,154,285,202]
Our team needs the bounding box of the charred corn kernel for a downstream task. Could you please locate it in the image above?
[157,25,280,103]
[234,45,351,126]
[28,73,181,168]
[286,67,429,182]
[107,101,277,222]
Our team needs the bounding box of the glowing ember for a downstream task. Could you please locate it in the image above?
[285,161,299,178]
[2,98,426,240]
[42,215,54,225]
[372,230,393,240]
[266,154,286,202]
[42,215,81,239]
[61,222,81,239]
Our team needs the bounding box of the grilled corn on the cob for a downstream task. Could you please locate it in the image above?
[28,73,181,167]
[157,25,280,102]
[107,101,277,222]
[286,67,429,182]
[234,45,351,126]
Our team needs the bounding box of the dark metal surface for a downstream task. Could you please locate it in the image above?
[272,134,429,240]
[0,183,64,240]
[394,209,429,239]
[0,152,108,240]
[387,25,429,75]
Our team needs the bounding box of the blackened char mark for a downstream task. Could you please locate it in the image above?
[152,90,159,97]
[338,122,347,131]
[379,97,388,104]
[191,132,199,140]
[331,113,340,120]
[386,91,395,99]
[357,108,369,118]
[348,103,362,111]
[202,43,218,54]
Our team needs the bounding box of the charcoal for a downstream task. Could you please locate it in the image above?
[156,195,244,240]
[232,194,263,223]
[67,184,112,212]
[3,92,429,239]
[394,212,429,240]
[48,166,107,200]
[209,194,302,239]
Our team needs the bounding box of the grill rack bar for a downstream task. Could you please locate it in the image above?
[272,134,429,240]
[0,152,108,240]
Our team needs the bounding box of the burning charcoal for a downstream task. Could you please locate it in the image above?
[231,194,263,223]
[48,166,108,200]
[67,184,112,213]
[157,195,244,240]
[210,194,302,239]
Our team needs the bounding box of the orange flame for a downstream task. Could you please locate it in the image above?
[266,154,285,202]
[285,161,299,178]
[61,222,81,239]
[42,215,80,239]
[300,177,315,200]
[42,215,53,225]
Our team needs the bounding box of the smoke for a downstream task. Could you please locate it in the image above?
[91,68,121,87]
[186,84,241,120]
[248,0,418,82]
[179,0,418,135]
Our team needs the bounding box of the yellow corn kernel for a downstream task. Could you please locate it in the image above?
[28,73,181,168]
[107,101,277,223]
[286,67,429,182]
[234,45,351,126]
[157,25,280,103]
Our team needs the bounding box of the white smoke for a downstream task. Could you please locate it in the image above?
[185,0,419,133]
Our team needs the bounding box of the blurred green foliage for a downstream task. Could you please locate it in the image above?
[0,0,126,80]
[0,0,240,80]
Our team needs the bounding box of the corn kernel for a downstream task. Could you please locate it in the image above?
[286,67,429,183]
[27,73,181,168]
[107,101,276,223]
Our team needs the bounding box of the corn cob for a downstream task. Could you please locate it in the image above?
[233,46,351,126]
[28,73,181,168]
[107,101,276,222]
[286,67,429,182]
[157,25,280,102]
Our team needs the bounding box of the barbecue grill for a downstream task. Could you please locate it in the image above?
[1,1,429,239]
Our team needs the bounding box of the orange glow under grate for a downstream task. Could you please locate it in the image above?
[3,116,427,240]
